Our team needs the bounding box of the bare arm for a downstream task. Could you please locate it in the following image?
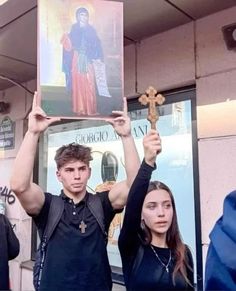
[10,93,60,215]
[106,98,140,209]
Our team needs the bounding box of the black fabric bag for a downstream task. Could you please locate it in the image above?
[33,193,107,291]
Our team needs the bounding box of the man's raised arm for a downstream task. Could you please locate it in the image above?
[106,97,140,209]
[10,93,60,215]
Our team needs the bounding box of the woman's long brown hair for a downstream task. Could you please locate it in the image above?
[140,181,192,286]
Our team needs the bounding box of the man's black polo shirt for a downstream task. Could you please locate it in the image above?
[33,191,121,291]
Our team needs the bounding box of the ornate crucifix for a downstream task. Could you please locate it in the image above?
[138,86,165,129]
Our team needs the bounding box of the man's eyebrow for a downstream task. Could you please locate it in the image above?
[64,165,87,169]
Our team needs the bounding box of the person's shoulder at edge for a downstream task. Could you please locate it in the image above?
[0,213,13,225]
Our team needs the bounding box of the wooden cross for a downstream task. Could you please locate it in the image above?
[79,220,87,233]
[138,86,165,129]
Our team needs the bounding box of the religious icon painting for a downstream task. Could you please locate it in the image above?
[38,0,123,119]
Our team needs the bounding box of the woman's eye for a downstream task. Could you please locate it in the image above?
[164,204,171,209]
[147,205,155,210]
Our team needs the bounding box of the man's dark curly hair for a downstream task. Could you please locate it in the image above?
[54,143,93,170]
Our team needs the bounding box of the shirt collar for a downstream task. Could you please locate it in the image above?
[60,190,88,204]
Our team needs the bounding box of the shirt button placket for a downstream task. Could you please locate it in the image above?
[73,204,76,215]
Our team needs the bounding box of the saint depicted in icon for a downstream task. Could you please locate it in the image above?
[61,7,111,116]
[38,0,123,119]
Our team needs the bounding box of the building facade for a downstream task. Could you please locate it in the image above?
[0,6,236,290]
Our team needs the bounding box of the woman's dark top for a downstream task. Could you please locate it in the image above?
[118,160,194,291]
[0,214,20,291]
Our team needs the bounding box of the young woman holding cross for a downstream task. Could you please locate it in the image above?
[118,129,194,291]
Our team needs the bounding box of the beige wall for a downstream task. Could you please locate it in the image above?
[1,5,236,290]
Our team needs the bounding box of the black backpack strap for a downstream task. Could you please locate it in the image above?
[35,195,64,290]
[87,193,107,238]
[43,195,64,242]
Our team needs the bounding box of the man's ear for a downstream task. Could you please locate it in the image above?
[88,167,91,179]
[56,170,62,181]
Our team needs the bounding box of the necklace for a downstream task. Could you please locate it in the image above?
[79,200,87,234]
[150,245,172,273]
